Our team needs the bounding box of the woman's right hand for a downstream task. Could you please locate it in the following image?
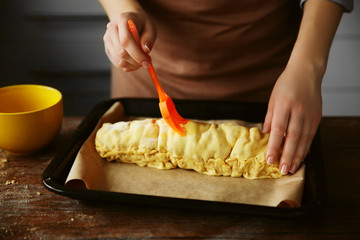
[103,11,156,72]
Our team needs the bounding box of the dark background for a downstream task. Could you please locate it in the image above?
[0,0,110,116]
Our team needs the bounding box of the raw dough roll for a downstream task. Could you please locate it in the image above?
[95,118,282,179]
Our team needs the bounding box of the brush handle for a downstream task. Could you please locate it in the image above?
[127,20,167,101]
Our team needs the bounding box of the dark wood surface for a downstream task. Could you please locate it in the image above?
[1,117,360,240]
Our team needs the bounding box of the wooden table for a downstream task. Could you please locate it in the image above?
[1,117,360,240]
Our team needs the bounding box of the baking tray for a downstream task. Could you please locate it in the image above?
[42,98,326,217]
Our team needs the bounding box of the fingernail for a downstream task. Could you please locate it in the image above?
[144,42,151,53]
[289,164,297,173]
[281,164,289,174]
[141,60,150,68]
[267,155,274,165]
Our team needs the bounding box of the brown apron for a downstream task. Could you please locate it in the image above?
[111,0,301,102]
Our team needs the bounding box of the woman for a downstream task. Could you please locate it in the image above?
[99,0,352,175]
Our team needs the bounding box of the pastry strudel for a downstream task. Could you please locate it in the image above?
[95,118,282,179]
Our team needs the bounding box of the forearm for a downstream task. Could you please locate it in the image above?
[99,0,144,20]
[288,0,343,84]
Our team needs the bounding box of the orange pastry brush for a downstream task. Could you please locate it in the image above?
[127,20,188,136]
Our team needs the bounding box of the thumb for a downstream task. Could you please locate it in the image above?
[140,21,157,54]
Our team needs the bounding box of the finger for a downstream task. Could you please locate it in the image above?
[289,119,312,173]
[106,22,122,54]
[117,58,140,71]
[304,136,313,159]
[280,113,304,174]
[266,107,290,166]
[104,39,119,67]
[118,18,150,67]
[263,106,273,133]
[141,22,157,54]
[104,41,138,71]
[104,34,140,71]
[104,27,121,66]
[104,42,112,60]
[118,48,140,66]
[105,23,140,68]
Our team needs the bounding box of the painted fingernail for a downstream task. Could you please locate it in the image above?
[281,164,289,174]
[144,42,151,53]
[267,155,274,165]
[289,164,297,173]
[141,60,150,68]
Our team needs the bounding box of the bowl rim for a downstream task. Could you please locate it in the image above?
[0,84,63,116]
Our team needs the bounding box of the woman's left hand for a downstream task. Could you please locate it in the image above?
[263,63,323,174]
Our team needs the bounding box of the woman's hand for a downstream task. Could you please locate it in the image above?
[263,63,323,174]
[103,11,156,72]
[263,0,343,175]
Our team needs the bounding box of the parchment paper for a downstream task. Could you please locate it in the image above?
[65,102,305,207]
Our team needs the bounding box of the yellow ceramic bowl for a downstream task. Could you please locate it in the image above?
[0,85,63,155]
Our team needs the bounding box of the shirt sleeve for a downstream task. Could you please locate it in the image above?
[300,0,354,12]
